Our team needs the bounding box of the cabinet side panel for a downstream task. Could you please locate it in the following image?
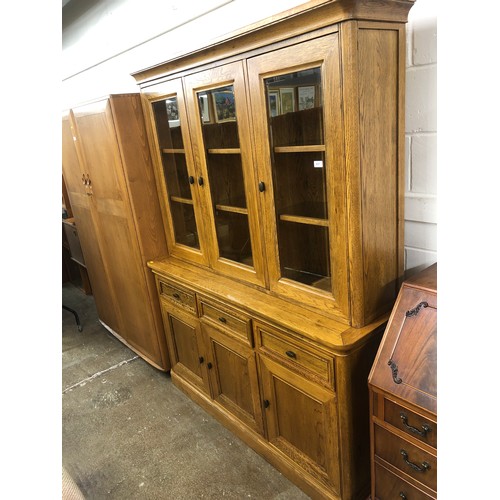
[357,25,403,323]
[110,94,170,370]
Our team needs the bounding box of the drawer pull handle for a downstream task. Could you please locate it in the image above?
[263,399,270,408]
[199,357,204,364]
[405,301,429,317]
[218,317,227,324]
[172,293,180,299]
[285,350,297,359]
[399,493,407,500]
[400,450,430,473]
[400,412,431,437]
[207,362,213,369]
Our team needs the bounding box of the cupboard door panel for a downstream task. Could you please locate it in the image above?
[143,79,209,266]
[184,62,266,287]
[259,354,340,493]
[204,324,264,434]
[70,204,121,332]
[247,33,349,321]
[162,305,210,395]
[62,111,121,333]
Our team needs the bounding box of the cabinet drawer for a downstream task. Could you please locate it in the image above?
[374,425,436,492]
[255,322,333,386]
[375,462,434,500]
[158,279,197,314]
[384,398,437,449]
[198,297,252,346]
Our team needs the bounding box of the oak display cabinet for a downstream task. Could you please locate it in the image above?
[133,1,415,498]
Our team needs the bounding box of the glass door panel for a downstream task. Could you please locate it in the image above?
[152,97,200,250]
[264,68,330,291]
[197,85,253,266]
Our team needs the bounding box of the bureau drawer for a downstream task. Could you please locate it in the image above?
[255,322,333,386]
[158,279,197,314]
[374,425,436,492]
[384,398,437,449]
[375,462,434,500]
[198,297,252,346]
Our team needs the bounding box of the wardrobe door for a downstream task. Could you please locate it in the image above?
[142,79,210,266]
[247,33,349,321]
[183,62,266,287]
[62,110,121,332]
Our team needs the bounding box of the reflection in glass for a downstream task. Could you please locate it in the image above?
[264,68,331,292]
[197,85,253,267]
[152,97,200,249]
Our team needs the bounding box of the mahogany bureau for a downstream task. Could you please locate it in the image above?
[368,264,437,499]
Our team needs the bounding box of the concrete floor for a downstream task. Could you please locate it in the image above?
[62,282,311,499]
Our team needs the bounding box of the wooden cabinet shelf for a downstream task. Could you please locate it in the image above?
[207,148,241,154]
[162,148,185,154]
[279,213,328,226]
[171,196,193,205]
[274,145,325,153]
[215,204,248,215]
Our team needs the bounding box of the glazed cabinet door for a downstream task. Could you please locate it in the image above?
[160,303,210,395]
[62,111,121,332]
[259,354,341,494]
[202,322,264,435]
[183,62,266,287]
[247,33,349,321]
[142,78,209,266]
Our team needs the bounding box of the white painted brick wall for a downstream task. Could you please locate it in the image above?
[405,0,437,272]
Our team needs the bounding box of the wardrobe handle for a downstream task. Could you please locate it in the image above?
[258,181,265,192]
[399,493,407,500]
[172,293,180,299]
[199,357,204,364]
[400,450,430,473]
[285,350,296,359]
[207,362,213,369]
[198,176,204,186]
[400,412,431,437]
[263,400,270,408]
[218,317,227,324]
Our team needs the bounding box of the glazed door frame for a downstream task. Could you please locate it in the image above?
[183,61,267,287]
[246,32,350,321]
[141,78,210,267]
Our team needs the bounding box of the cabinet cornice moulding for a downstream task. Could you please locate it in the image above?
[131,0,415,85]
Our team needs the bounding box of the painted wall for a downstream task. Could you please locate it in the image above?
[62,0,438,272]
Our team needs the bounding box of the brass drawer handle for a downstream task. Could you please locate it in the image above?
[399,493,407,500]
[400,450,430,473]
[285,350,297,359]
[400,412,431,437]
[172,293,181,300]
[218,317,227,324]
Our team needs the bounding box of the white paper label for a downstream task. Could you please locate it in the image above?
[314,160,323,168]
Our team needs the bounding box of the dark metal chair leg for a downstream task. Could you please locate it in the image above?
[63,305,83,332]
